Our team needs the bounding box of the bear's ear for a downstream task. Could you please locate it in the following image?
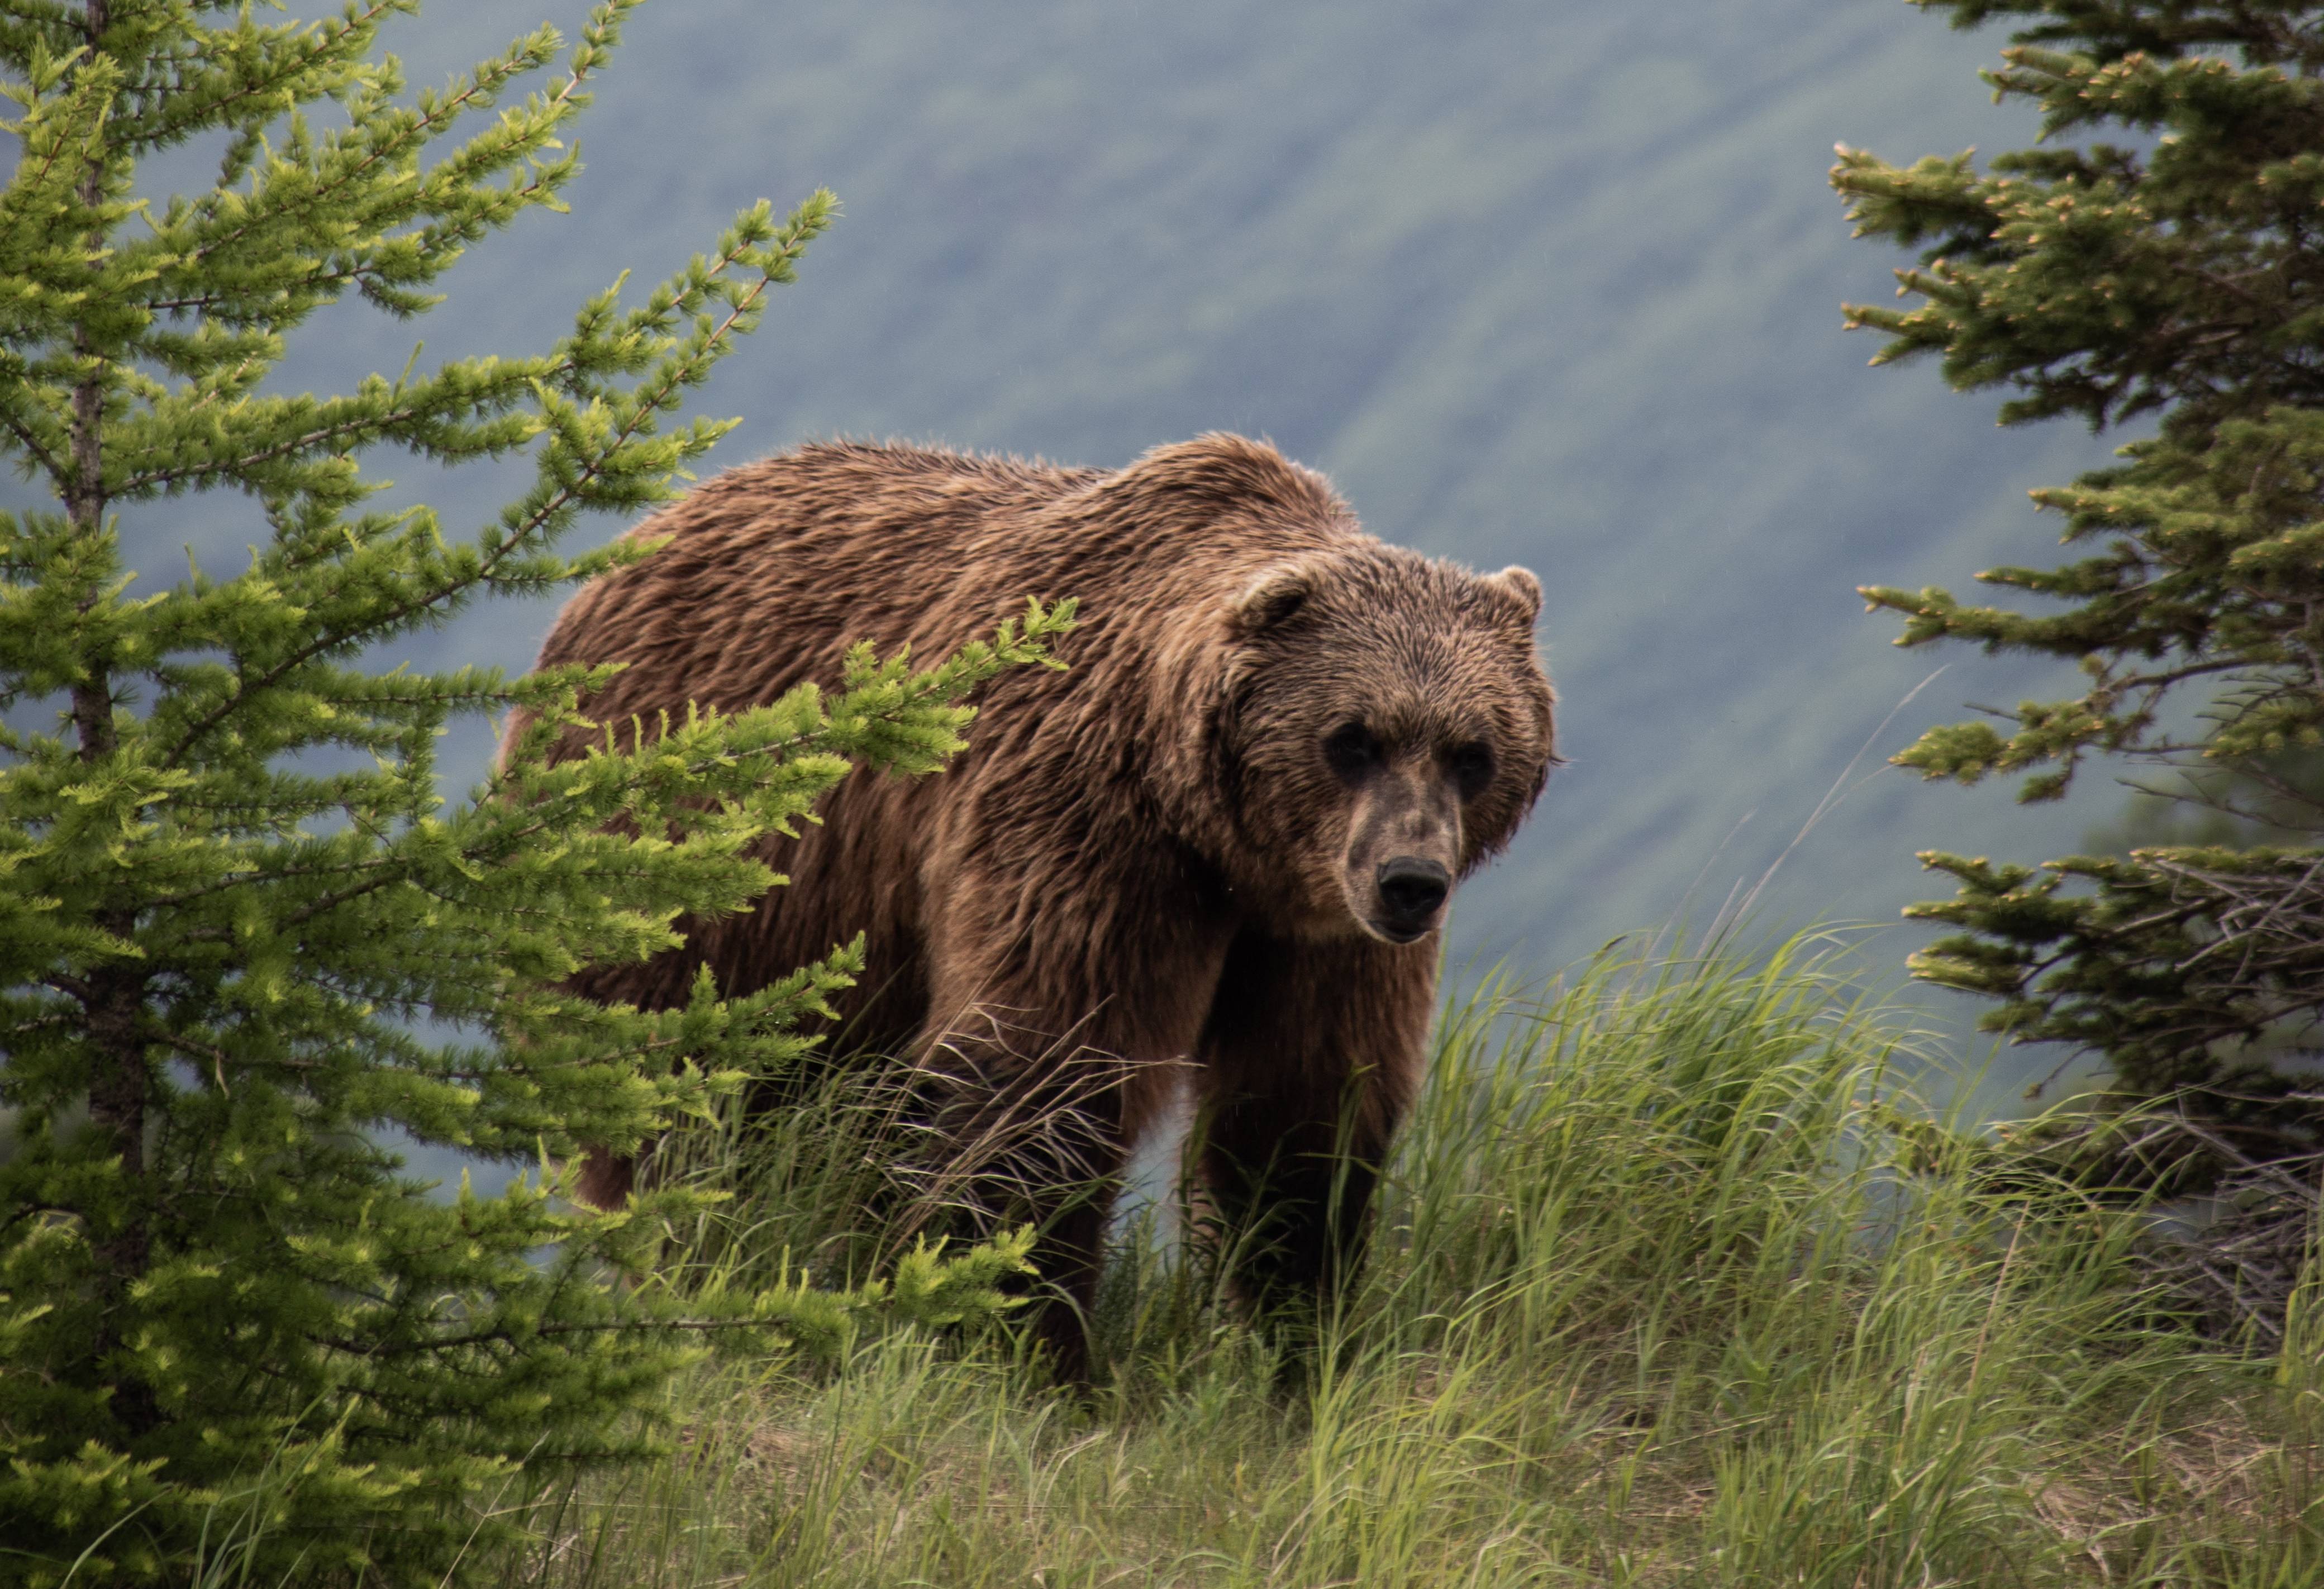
[1227,561,1321,638]
[1479,565,1542,625]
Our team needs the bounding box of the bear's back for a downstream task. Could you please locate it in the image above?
[534,442,1109,738]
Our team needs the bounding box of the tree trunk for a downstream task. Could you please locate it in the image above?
[65,0,159,1439]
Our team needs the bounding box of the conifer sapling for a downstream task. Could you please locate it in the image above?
[1835,0,2324,1168]
[0,2,1056,1580]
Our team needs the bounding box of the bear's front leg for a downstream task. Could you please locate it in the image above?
[1194,930,1436,1350]
[904,1023,1134,1385]
[907,860,1234,1386]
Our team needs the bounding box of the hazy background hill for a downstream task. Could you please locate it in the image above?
[28,0,2146,1101]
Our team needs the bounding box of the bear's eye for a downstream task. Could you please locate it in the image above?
[1448,742,1496,799]
[1323,722,1383,784]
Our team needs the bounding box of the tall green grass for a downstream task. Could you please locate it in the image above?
[470,932,2321,1585]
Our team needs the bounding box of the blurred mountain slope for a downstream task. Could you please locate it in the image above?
[31,2,2131,1083]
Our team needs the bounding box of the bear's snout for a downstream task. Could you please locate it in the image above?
[1374,856,1451,940]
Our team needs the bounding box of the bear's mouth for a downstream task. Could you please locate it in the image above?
[1369,919,1436,946]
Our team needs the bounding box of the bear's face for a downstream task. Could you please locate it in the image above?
[1218,548,1555,944]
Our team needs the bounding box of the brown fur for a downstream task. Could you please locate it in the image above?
[508,434,1556,1379]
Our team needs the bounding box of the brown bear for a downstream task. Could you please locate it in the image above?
[509,433,1556,1380]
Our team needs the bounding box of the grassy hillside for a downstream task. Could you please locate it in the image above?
[195,937,2316,1586]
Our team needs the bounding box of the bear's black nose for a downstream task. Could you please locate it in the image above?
[1376,856,1451,923]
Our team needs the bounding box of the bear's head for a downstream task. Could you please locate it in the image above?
[1212,545,1556,946]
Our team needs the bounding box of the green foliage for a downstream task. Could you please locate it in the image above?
[1833,0,2324,1130]
[1906,846,2324,1110]
[0,4,1059,1582]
